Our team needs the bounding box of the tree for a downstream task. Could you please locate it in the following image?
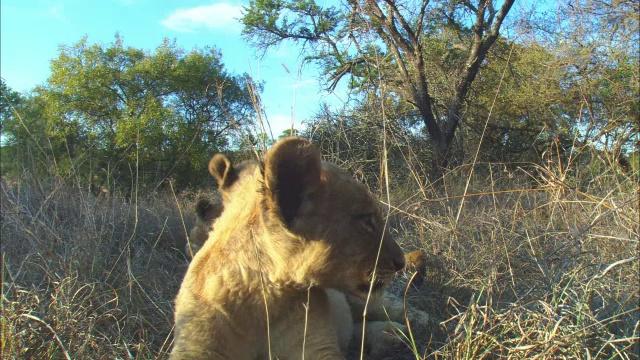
[242,0,515,181]
[3,35,255,192]
[305,100,428,193]
[0,79,22,126]
[1,85,45,177]
[457,38,569,164]
[551,0,639,159]
[454,0,638,184]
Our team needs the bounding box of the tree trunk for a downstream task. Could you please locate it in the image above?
[430,140,450,184]
[413,0,515,184]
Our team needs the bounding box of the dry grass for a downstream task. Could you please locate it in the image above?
[387,158,639,359]
[1,178,218,359]
[1,151,638,359]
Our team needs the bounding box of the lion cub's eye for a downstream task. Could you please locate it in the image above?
[353,213,377,233]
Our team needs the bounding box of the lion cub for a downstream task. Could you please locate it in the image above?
[186,198,223,257]
[171,138,406,359]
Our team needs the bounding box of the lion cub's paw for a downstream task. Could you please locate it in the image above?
[355,320,408,359]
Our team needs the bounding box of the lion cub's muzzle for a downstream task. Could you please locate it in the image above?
[382,236,406,273]
[359,275,389,294]
[370,276,388,293]
[361,262,402,295]
[359,237,405,294]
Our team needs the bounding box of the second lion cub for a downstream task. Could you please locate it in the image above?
[171,137,406,359]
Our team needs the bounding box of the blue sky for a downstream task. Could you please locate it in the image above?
[1,0,344,137]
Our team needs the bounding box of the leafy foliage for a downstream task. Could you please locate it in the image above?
[243,0,516,181]
[2,35,255,193]
[0,79,22,125]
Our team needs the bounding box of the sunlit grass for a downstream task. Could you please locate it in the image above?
[2,147,637,359]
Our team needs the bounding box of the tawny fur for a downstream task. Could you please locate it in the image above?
[186,198,426,358]
[186,158,255,258]
[171,138,406,360]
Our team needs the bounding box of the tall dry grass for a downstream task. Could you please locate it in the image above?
[0,174,218,359]
[1,137,638,359]
[385,154,639,359]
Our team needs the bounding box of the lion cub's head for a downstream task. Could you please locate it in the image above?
[186,198,223,258]
[206,137,405,297]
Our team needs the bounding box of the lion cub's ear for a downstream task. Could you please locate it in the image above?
[263,137,322,226]
[209,154,239,192]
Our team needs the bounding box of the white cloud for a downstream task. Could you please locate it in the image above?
[161,3,243,33]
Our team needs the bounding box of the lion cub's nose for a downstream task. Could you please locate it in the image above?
[393,257,406,272]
